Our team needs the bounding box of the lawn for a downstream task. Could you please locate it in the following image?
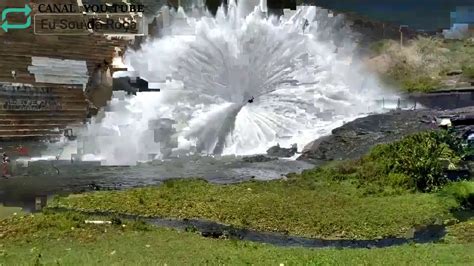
[444,217,474,244]
[49,175,461,240]
[49,131,474,240]
[0,205,24,220]
[0,212,473,265]
[3,132,473,264]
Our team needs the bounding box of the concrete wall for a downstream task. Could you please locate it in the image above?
[408,90,474,110]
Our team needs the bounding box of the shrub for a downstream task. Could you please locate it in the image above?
[356,131,461,192]
[440,181,474,208]
[387,173,414,189]
[433,129,464,154]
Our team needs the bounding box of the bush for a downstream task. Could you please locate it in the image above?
[309,131,464,193]
[441,181,474,208]
[387,173,414,189]
[356,131,461,192]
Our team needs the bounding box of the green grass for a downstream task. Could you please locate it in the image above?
[371,37,474,92]
[1,212,473,265]
[400,76,443,92]
[369,39,391,55]
[0,205,24,220]
[444,218,474,244]
[50,176,462,240]
[440,181,474,208]
[2,132,473,264]
[50,131,474,240]
[462,65,474,79]
[445,40,474,80]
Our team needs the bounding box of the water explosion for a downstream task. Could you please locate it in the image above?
[72,1,389,165]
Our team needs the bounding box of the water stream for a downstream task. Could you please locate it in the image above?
[51,207,449,249]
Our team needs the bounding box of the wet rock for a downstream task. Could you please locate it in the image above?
[88,183,102,191]
[242,155,277,163]
[299,107,474,163]
[266,144,297,158]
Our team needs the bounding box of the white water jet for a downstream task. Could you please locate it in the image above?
[72,1,391,165]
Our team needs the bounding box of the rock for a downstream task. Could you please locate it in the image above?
[299,107,474,163]
[446,70,463,76]
[266,144,297,158]
[242,155,277,163]
[88,183,102,191]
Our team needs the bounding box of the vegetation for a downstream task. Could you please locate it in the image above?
[400,76,443,93]
[0,211,151,243]
[345,130,464,192]
[444,218,474,244]
[50,131,474,239]
[462,65,474,79]
[3,131,473,264]
[1,212,474,265]
[0,205,24,220]
[51,177,461,240]
[447,39,474,80]
[439,181,474,208]
[369,37,474,92]
[369,39,390,55]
